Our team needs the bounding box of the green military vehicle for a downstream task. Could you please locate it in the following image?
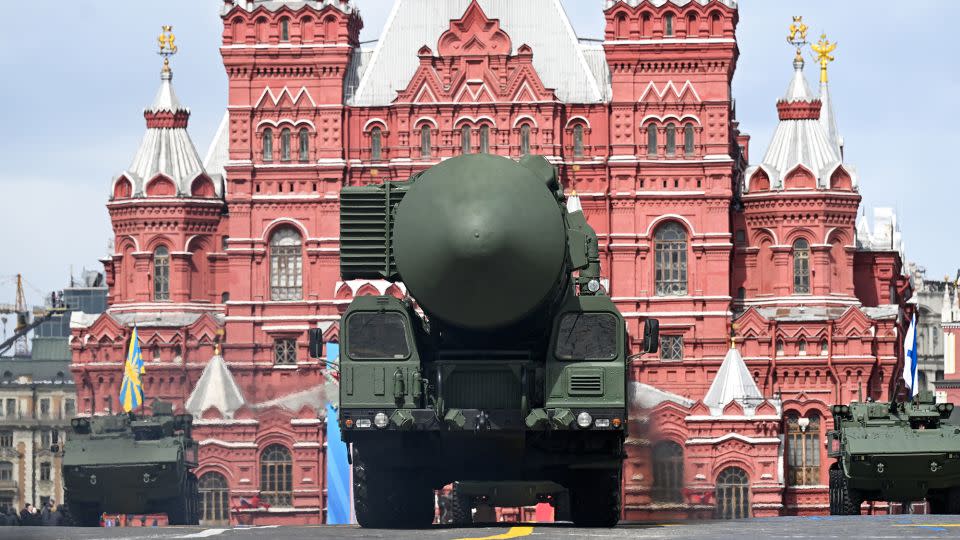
[828,391,960,515]
[311,154,658,528]
[62,401,200,526]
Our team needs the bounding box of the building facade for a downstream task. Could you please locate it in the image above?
[935,282,960,403]
[908,265,958,393]
[0,360,76,513]
[69,0,910,523]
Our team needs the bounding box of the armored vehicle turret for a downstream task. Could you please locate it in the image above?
[312,155,658,528]
[828,392,960,514]
[62,401,200,526]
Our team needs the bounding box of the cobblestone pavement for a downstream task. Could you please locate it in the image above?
[9,515,960,540]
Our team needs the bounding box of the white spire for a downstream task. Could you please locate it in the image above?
[783,57,815,102]
[148,70,189,114]
[819,80,841,157]
[703,346,763,415]
[185,354,246,419]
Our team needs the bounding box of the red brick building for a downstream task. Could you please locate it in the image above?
[69,0,910,523]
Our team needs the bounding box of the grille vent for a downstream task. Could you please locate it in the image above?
[568,369,604,396]
[339,183,408,280]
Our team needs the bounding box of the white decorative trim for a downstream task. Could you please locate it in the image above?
[362,118,388,132]
[564,116,592,129]
[685,415,781,422]
[198,439,258,449]
[262,325,311,332]
[606,38,736,46]
[291,419,323,426]
[293,442,322,448]
[686,433,781,445]
[512,115,538,128]
[255,86,317,109]
[453,115,497,128]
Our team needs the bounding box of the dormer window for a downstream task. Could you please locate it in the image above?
[280,18,290,42]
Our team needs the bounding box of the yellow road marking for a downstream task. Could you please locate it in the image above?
[894,524,960,527]
[456,526,535,540]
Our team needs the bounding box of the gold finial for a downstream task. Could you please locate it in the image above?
[158,25,179,73]
[786,16,809,64]
[811,33,838,84]
[730,323,739,349]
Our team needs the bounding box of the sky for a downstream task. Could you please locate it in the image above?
[0,0,957,320]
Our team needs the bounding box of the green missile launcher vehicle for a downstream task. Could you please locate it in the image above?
[310,154,658,528]
[828,391,960,515]
[62,401,200,526]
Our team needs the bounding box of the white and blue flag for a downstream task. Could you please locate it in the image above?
[902,313,919,398]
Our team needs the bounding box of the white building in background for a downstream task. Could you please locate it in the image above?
[0,360,76,512]
[907,264,959,393]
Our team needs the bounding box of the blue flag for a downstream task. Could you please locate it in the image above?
[902,313,918,398]
[120,326,145,412]
[325,343,352,524]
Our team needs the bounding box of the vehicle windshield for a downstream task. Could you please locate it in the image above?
[347,312,411,360]
[554,312,618,361]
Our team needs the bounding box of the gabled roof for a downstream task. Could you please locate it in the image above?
[349,0,605,106]
[185,354,246,419]
[703,346,763,415]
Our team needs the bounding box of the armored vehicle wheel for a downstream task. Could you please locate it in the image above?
[353,446,435,529]
[829,467,862,515]
[552,490,572,522]
[450,483,473,525]
[569,469,621,528]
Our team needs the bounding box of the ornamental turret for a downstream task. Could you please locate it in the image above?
[733,18,861,304]
[103,28,227,307]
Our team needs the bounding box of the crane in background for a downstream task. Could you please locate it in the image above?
[0,274,67,357]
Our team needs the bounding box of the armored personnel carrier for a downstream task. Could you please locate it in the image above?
[828,391,960,515]
[62,401,200,526]
[310,154,658,528]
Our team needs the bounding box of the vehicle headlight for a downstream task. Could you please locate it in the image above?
[374,412,389,429]
[576,412,593,429]
[594,418,611,428]
[587,279,601,293]
[356,418,372,429]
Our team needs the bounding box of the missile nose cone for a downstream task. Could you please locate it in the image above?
[393,155,567,331]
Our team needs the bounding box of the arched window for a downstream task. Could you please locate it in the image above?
[270,228,302,301]
[370,127,382,161]
[687,13,698,34]
[324,15,337,41]
[654,222,688,296]
[776,339,784,356]
[420,125,431,158]
[664,13,675,36]
[260,444,292,506]
[153,246,170,302]
[280,128,292,162]
[199,472,230,525]
[280,18,290,42]
[651,441,684,503]
[615,13,627,37]
[684,123,695,156]
[665,123,676,155]
[461,125,472,154]
[479,125,490,154]
[298,128,309,163]
[262,129,274,162]
[715,467,750,519]
[786,414,821,486]
[520,124,531,155]
[820,339,829,356]
[793,239,811,294]
[573,124,584,158]
[798,339,807,356]
[647,124,658,156]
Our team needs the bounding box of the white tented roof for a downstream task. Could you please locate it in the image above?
[349,0,606,106]
[703,347,763,415]
[118,71,216,198]
[185,354,247,419]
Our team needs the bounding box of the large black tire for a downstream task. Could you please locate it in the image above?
[829,467,862,516]
[353,446,435,529]
[450,483,473,526]
[553,490,572,522]
[946,487,960,514]
[570,469,621,528]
